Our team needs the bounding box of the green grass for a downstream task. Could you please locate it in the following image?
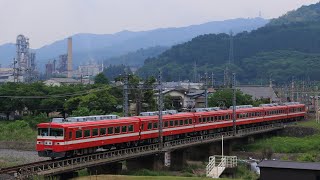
[73,175,234,180]
[296,119,320,130]
[244,134,320,153]
[0,120,37,142]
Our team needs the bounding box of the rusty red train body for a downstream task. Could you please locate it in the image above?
[36,103,306,158]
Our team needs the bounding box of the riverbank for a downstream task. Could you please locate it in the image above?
[234,119,320,162]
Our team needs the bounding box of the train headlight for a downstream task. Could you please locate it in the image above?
[44,141,52,145]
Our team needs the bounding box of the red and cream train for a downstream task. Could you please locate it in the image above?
[36,102,306,158]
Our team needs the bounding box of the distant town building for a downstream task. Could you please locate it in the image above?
[237,85,279,102]
[73,59,103,78]
[44,78,81,86]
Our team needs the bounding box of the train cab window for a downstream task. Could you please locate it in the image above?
[189,119,192,124]
[170,121,174,127]
[92,129,98,136]
[84,129,91,137]
[100,128,106,135]
[164,121,169,127]
[128,125,134,132]
[50,128,64,137]
[175,120,179,126]
[122,126,127,133]
[76,130,82,138]
[153,122,158,129]
[148,123,152,130]
[69,132,72,140]
[107,127,113,134]
[115,126,120,134]
[184,119,188,125]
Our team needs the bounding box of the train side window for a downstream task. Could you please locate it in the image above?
[76,130,82,138]
[184,119,188,125]
[100,128,106,135]
[207,117,210,122]
[175,120,179,126]
[69,132,72,140]
[222,116,225,120]
[115,126,120,134]
[164,121,169,127]
[92,128,98,136]
[179,120,183,125]
[122,126,127,133]
[128,125,134,132]
[148,123,152,130]
[107,127,113,134]
[170,120,174,126]
[210,117,213,121]
[84,129,90,137]
[153,122,158,129]
[199,118,202,123]
[189,119,192,124]
[141,124,144,131]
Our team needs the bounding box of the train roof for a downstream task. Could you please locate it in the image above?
[38,117,140,128]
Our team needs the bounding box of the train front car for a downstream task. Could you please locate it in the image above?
[284,102,306,121]
[36,122,67,158]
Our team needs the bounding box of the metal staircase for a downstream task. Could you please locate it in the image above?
[206,155,237,178]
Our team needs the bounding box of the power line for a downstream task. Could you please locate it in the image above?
[0,86,109,99]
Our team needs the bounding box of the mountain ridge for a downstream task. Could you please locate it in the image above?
[0,18,268,69]
[137,2,320,83]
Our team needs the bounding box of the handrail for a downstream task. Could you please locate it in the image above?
[2,123,284,178]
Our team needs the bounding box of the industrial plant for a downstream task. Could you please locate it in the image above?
[0,34,38,83]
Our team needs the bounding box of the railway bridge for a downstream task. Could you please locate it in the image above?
[0,123,286,179]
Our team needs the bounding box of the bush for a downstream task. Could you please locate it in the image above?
[0,120,37,141]
[297,153,317,162]
[23,113,50,130]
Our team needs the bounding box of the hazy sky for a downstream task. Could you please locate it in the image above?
[0,0,318,48]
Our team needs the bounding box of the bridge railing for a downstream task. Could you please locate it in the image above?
[14,123,284,178]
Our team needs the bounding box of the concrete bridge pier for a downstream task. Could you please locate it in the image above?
[87,162,122,175]
[169,149,187,171]
[126,154,165,171]
[54,171,79,180]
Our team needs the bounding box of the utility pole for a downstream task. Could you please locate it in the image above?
[211,72,214,88]
[205,72,208,108]
[269,75,273,103]
[232,73,236,136]
[158,70,163,150]
[316,97,319,123]
[291,77,294,102]
[123,72,129,117]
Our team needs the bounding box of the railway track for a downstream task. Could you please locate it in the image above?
[0,159,55,175]
[0,123,284,179]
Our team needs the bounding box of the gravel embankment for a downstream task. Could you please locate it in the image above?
[0,149,49,165]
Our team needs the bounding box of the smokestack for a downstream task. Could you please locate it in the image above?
[67,37,73,78]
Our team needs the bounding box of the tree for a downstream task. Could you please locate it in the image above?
[94,73,109,85]
[208,89,253,108]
